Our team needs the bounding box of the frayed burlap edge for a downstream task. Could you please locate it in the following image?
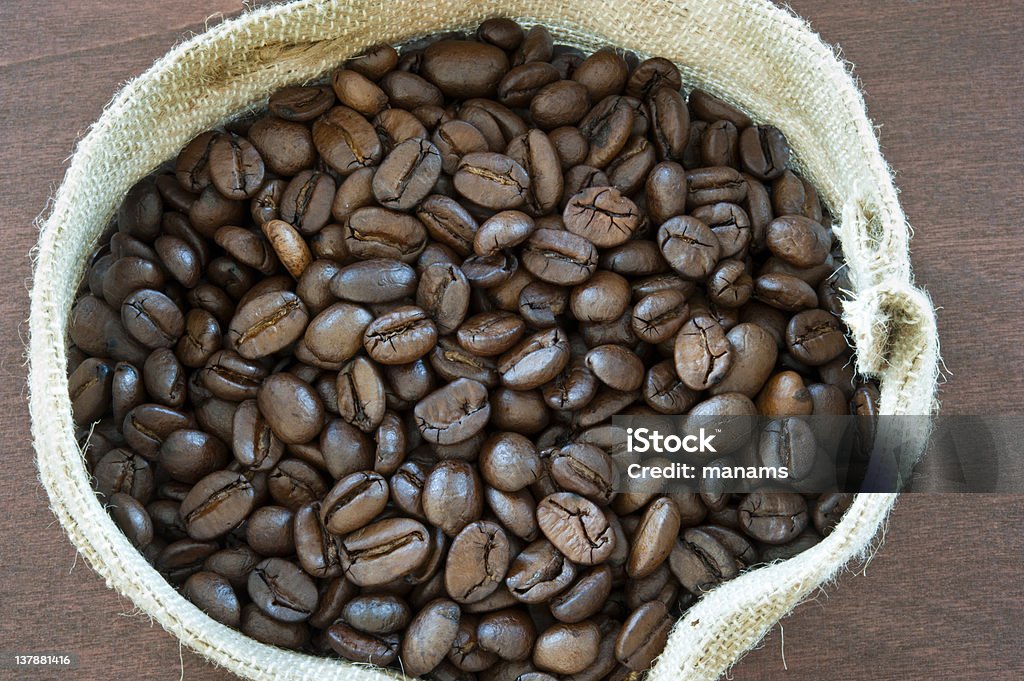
[27,1,940,680]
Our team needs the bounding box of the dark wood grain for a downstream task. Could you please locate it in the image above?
[0,2,1021,679]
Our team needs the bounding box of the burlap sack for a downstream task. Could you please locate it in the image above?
[27,0,940,679]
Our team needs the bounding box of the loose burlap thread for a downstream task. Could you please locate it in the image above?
[27,1,940,679]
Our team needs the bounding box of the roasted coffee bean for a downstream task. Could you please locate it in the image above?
[414,378,491,445]
[226,291,308,359]
[346,206,428,262]
[758,416,817,480]
[548,564,612,624]
[480,432,542,491]
[585,345,644,393]
[756,370,814,416]
[563,187,640,248]
[786,308,847,366]
[326,622,400,665]
[330,259,418,304]
[421,460,484,537]
[245,505,295,557]
[339,517,431,587]
[372,138,443,211]
[402,599,463,677]
[739,125,790,181]
[631,289,689,343]
[248,557,318,622]
[457,312,526,357]
[338,595,410,639]
[454,152,530,210]
[179,470,257,540]
[278,171,335,236]
[537,493,615,565]
[313,106,383,174]
[256,373,324,445]
[627,497,681,578]
[658,216,720,281]
[363,306,438,365]
[320,471,389,535]
[533,620,601,675]
[506,539,577,604]
[615,601,672,671]
[738,492,809,544]
[765,215,831,268]
[550,443,617,505]
[498,327,571,390]
[445,520,511,603]
[183,571,241,627]
[673,315,734,391]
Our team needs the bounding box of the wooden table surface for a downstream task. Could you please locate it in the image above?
[1,1,1022,679]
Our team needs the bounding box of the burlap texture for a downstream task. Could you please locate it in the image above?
[27,1,940,679]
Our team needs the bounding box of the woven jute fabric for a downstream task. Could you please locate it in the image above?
[27,1,940,679]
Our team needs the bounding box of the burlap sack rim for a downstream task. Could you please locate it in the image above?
[26,1,940,680]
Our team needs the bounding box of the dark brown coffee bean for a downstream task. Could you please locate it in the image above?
[226,291,308,359]
[506,539,577,604]
[739,125,790,181]
[786,308,847,366]
[445,520,511,603]
[346,206,428,262]
[160,428,229,484]
[658,216,721,280]
[372,138,443,211]
[584,345,644,393]
[414,378,491,445]
[673,315,734,390]
[765,215,831,268]
[521,229,598,286]
[738,492,809,544]
[340,517,431,587]
[248,557,318,622]
[626,57,681,98]
[614,601,672,671]
[563,187,641,248]
[401,599,462,677]
[208,133,264,200]
[627,497,681,578]
[326,622,399,665]
[753,272,818,311]
[454,152,530,210]
[269,85,335,122]
[179,470,257,540]
[537,493,615,565]
[363,306,438,365]
[231,399,284,471]
[245,505,295,557]
[457,312,526,357]
[182,571,241,627]
[420,460,484,537]
[257,373,324,444]
[550,443,617,505]
[534,621,601,675]
[313,106,383,174]
[498,327,571,390]
[689,89,752,127]
[143,347,186,407]
[421,40,510,99]
[321,471,389,535]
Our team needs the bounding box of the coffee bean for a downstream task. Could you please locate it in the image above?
[257,373,324,445]
[180,470,257,540]
[506,539,577,604]
[738,492,809,544]
[537,493,615,565]
[372,138,443,211]
[183,571,241,627]
[445,520,511,603]
[401,599,463,677]
[313,106,383,174]
[321,471,389,535]
[363,306,438,364]
[673,315,734,391]
[533,620,601,675]
[454,152,530,210]
[786,308,847,366]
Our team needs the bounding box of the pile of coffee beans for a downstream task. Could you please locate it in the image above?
[69,17,872,680]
